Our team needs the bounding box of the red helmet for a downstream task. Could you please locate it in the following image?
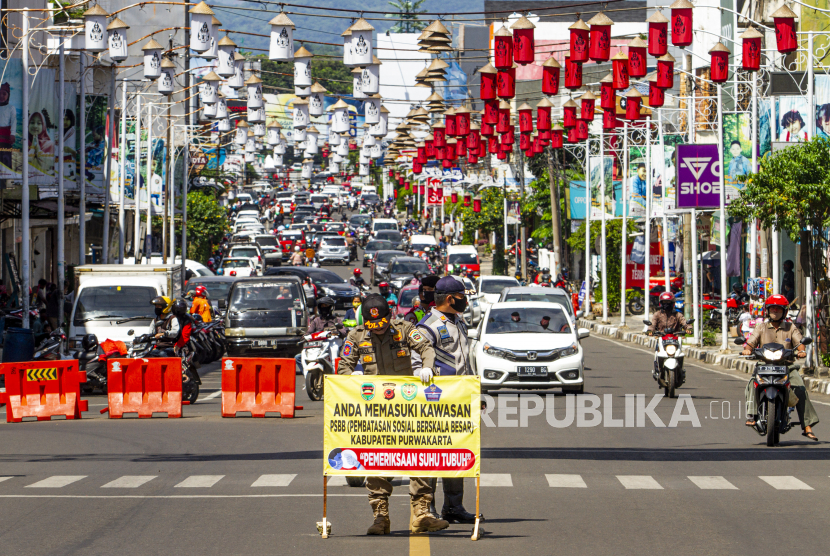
[658,292,674,302]
[194,286,207,298]
[353,268,362,275]
[765,294,789,308]
[378,282,389,288]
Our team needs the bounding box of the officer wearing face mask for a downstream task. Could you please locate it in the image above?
[410,276,477,525]
[403,274,440,324]
[337,295,446,536]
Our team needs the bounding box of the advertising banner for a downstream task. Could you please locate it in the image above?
[676,144,721,208]
[625,241,665,288]
[426,186,443,205]
[323,375,481,478]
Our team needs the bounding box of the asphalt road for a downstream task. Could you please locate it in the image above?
[3,257,830,555]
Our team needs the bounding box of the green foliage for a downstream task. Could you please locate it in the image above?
[185,191,229,263]
[386,0,428,32]
[701,330,717,346]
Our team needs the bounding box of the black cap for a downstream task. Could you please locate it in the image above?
[435,276,466,294]
[419,274,440,293]
[361,294,390,323]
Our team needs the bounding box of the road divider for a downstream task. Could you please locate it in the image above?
[221,357,303,418]
[104,358,184,418]
[0,360,88,422]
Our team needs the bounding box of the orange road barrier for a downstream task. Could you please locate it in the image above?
[104,358,184,418]
[0,360,89,423]
[221,357,302,418]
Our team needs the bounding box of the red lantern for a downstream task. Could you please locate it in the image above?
[419,183,425,195]
[647,10,668,57]
[518,103,533,133]
[575,118,588,140]
[670,0,693,47]
[388,169,393,178]
[771,5,798,53]
[456,106,471,137]
[602,109,618,130]
[524,147,534,158]
[494,25,513,69]
[648,75,665,108]
[709,42,730,83]
[394,188,398,199]
[446,139,458,161]
[450,191,457,203]
[456,138,466,157]
[473,197,482,213]
[600,73,616,110]
[588,12,613,62]
[551,124,564,148]
[469,153,478,164]
[511,15,536,65]
[533,134,544,154]
[481,118,494,136]
[425,135,435,158]
[479,63,498,100]
[497,100,511,133]
[563,99,578,128]
[542,57,561,95]
[464,193,471,206]
[404,181,410,191]
[520,131,532,151]
[741,27,762,71]
[484,100,499,125]
[497,149,507,160]
[567,126,579,143]
[500,125,515,145]
[564,56,582,90]
[500,142,512,152]
[445,108,457,136]
[569,18,590,63]
[656,53,674,89]
[433,123,446,147]
[435,144,446,160]
[478,141,486,157]
[488,135,499,154]
[625,90,642,121]
[611,51,629,90]
[536,98,552,130]
[416,145,426,164]
[468,123,480,150]
[627,37,647,78]
[497,65,516,99]
[442,159,452,169]
[580,92,596,121]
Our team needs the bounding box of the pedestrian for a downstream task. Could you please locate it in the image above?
[338,294,448,535]
[45,283,60,330]
[410,276,477,524]
[781,260,795,303]
[442,219,454,244]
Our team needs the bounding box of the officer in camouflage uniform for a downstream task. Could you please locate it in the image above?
[338,294,449,535]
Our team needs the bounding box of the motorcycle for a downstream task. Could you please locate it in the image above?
[128,332,202,404]
[735,336,813,446]
[32,329,66,360]
[74,334,118,394]
[644,318,694,398]
[301,329,343,402]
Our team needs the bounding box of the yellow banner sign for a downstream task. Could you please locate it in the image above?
[323,375,481,478]
[25,368,57,381]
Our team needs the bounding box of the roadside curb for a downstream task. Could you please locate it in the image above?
[577,318,830,396]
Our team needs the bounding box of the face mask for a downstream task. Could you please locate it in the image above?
[450,295,468,313]
[154,306,164,317]
[421,290,434,306]
[352,302,360,309]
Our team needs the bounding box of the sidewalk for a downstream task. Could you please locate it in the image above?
[577,314,830,396]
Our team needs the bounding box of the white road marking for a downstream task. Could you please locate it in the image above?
[759,476,813,490]
[174,475,225,488]
[101,476,157,489]
[26,476,87,488]
[688,476,738,490]
[0,477,14,484]
[480,473,512,487]
[326,476,349,487]
[251,474,296,487]
[545,474,587,488]
[617,475,663,490]
[200,390,223,401]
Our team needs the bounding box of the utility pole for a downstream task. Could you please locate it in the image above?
[546,147,561,277]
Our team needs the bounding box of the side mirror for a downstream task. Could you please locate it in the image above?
[687,318,695,325]
[127,329,135,336]
[218,299,227,309]
[802,337,813,346]
[642,320,652,326]
[468,329,479,340]
[578,328,590,340]
[733,337,745,345]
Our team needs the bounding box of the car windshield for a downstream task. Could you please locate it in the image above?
[365,241,395,252]
[374,222,397,232]
[481,279,519,294]
[231,248,259,258]
[223,259,251,268]
[350,216,370,226]
[73,286,157,324]
[305,269,347,284]
[229,282,301,311]
[321,237,346,247]
[399,289,419,308]
[390,260,430,274]
[311,196,328,203]
[376,251,406,264]
[485,307,572,334]
[255,236,277,246]
[326,224,344,231]
[377,232,402,242]
[503,292,571,309]
[363,195,380,203]
[449,253,478,265]
[411,244,434,252]
[188,280,234,300]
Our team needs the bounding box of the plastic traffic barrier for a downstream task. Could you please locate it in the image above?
[104,358,183,418]
[0,360,89,422]
[221,357,302,418]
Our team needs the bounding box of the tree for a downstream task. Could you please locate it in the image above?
[456,187,509,275]
[185,191,229,263]
[386,0,428,33]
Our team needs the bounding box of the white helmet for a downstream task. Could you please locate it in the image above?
[294,246,300,251]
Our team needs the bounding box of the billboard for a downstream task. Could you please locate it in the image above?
[675,144,721,208]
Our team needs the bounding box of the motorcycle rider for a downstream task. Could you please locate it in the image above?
[350,268,367,290]
[294,296,345,374]
[649,291,690,382]
[170,299,195,356]
[378,281,397,305]
[403,274,440,324]
[337,295,446,535]
[289,245,304,266]
[149,296,179,347]
[189,285,213,323]
[741,294,819,440]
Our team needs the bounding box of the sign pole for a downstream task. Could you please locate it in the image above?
[471,475,481,540]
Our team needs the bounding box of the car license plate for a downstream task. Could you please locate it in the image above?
[517,366,548,376]
[757,365,788,373]
[254,340,271,347]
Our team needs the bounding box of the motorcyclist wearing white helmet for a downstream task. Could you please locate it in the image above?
[289,245,304,266]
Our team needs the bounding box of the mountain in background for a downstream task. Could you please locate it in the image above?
[210,0,484,53]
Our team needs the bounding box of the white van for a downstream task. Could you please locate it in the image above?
[360,184,377,196]
[371,218,399,235]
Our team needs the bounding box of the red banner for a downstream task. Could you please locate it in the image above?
[427,186,443,206]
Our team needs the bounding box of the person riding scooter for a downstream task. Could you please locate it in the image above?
[189,285,213,323]
[649,291,690,382]
[741,294,819,441]
[149,296,179,348]
[295,296,346,374]
[378,282,397,305]
[350,268,367,290]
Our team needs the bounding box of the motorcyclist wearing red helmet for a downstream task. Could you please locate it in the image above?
[350,268,366,290]
[648,291,687,336]
[189,285,213,323]
[741,294,818,439]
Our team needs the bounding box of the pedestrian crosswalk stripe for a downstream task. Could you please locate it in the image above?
[327,476,349,487]
[0,477,13,484]
[617,475,663,490]
[759,476,813,490]
[545,474,587,488]
[480,473,512,487]
[251,474,296,487]
[688,476,738,490]
[26,476,87,488]
[101,476,157,489]
[174,475,225,488]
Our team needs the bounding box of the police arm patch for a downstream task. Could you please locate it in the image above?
[408,329,425,343]
[343,341,354,357]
